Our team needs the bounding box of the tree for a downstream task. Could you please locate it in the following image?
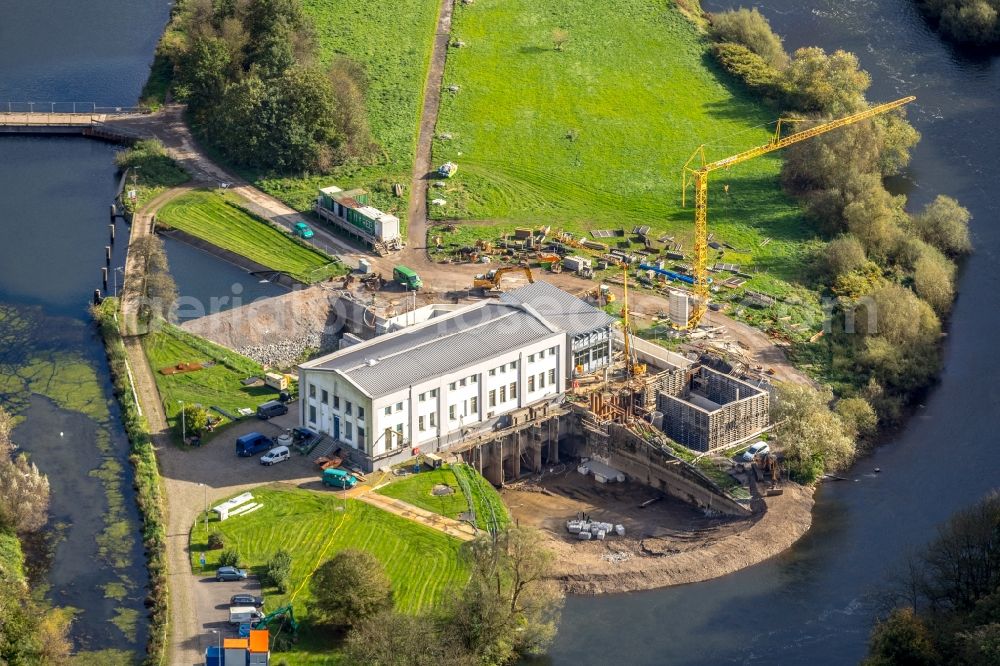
[267,549,292,593]
[835,397,878,445]
[344,610,475,666]
[450,527,564,664]
[309,549,392,627]
[125,235,177,324]
[843,183,904,260]
[864,607,939,666]
[819,234,868,281]
[783,47,870,115]
[178,404,210,439]
[551,28,570,51]
[708,8,788,69]
[0,408,50,534]
[912,245,956,315]
[913,195,973,256]
[710,43,783,94]
[771,383,856,484]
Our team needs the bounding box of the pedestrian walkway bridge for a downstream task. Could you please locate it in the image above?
[0,105,151,142]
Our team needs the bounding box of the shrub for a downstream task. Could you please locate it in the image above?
[219,548,241,568]
[913,195,973,256]
[711,43,783,94]
[266,549,292,593]
[207,531,225,550]
[309,549,392,627]
[708,8,788,69]
[819,235,867,281]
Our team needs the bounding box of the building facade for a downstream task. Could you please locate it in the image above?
[298,285,614,471]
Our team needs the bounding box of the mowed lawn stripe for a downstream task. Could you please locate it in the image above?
[157,189,343,283]
[191,487,468,616]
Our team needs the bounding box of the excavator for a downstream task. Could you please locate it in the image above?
[472,265,534,295]
[239,604,299,639]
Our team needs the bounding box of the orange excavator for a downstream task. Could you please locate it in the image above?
[472,266,534,295]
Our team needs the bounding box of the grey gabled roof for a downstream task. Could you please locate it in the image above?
[500,281,616,338]
[301,301,560,398]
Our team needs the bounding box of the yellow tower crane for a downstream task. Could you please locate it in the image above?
[679,95,916,329]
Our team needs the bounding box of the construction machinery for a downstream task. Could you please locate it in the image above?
[621,268,647,378]
[472,265,534,295]
[256,605,299,635]
[679,96,916,329]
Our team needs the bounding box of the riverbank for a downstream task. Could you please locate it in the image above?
[94,298,170,665]
[504,472,813,594]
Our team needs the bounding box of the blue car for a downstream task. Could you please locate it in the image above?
[293,221,314,239]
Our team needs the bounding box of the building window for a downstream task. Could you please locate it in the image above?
[419,392,426,402]
[470,375,478,384]
[489,389,497,407]
[384,406,392,416]
[500,364,506,374]
[539,372,545,389]
[346,401,352,416]
[548,368,556,385]
[395,402,403,412]
[449,405,457,420]
[500,385,507,403]
[358,427,365,446]
[550,346,558,355]
[470,396,478,413]
[345,422,353,440]
[358,406,365,419]
[460,378,466,387]
[528,375,535,392]
[429,412,437,427]
[333,396,340,410]
[419,415,426,431]
[510,382,517,399]
[308,405,316,423]
[309,383,316,398]
[449,381,456,390]
[528,353,535,363]
[321,389,329,404]
[396,423,403,442]
[489,368,496,377]
[539,349,545,359]
[385,428,393,449]
[430,389,438,398]
[509,362,517,370]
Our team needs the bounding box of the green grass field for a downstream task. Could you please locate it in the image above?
[249,0,442,224]
[376,466,471,520]
[452,463,510,532]
[431,0,812,286]
[156,190,343,283]
[143,324,281,440]
[190,486,469,615]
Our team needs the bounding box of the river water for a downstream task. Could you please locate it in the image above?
[548,1,1000,664]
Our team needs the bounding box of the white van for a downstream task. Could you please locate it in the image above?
[260,445,290,466]
[229,606,262,625]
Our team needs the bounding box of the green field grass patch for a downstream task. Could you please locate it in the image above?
[452,463,510,532]
[432,0,815,288]
[143,324,281,442]
[156,189,344,283]
[376,466,471,521]
[190,486,469,620]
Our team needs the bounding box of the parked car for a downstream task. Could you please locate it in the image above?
[216,566,248,582]
[741,441,770,462]
[230,594,264,608]
[236,432,273,457]
[256,400,288,419]
[322,467,358,489]
[260,445,290,466]
[293,221,314,238]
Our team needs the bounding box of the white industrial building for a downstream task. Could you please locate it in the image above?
[298,282,616,471]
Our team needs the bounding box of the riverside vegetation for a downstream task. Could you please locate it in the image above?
[916,0,1000,46]
[704,7,972,481]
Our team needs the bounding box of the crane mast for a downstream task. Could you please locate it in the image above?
[679,95,916,329]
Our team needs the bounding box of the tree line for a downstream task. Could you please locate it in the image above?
[706,9,972,473]
[865,491,1000,665]
[160,0,375,173]
[0,407,72,663]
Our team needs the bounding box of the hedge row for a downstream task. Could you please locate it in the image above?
[94,298,169,666]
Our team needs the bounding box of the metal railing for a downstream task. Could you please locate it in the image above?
[0,101,150,114]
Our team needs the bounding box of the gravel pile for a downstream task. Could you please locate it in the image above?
[238,332,337,368]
